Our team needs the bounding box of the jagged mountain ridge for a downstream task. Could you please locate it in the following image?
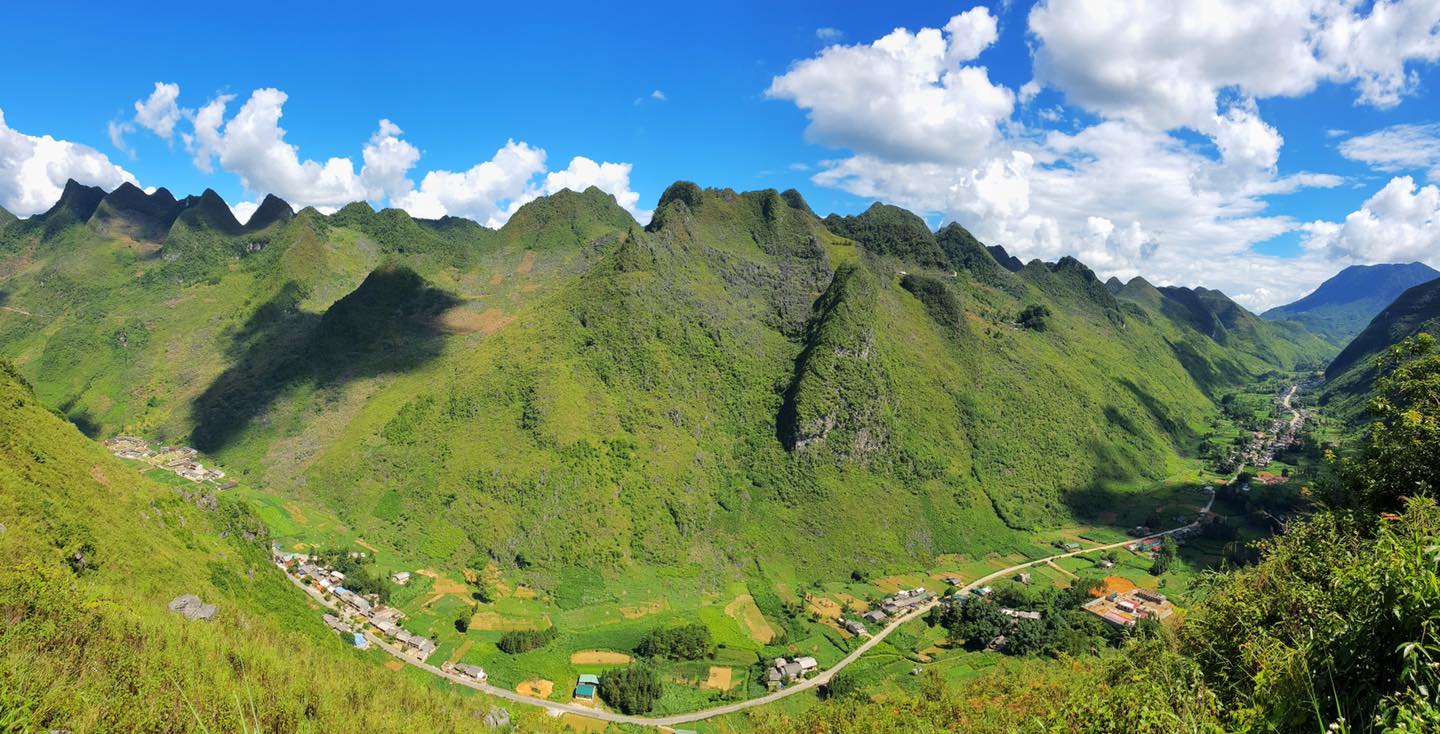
[0,179,1335,577]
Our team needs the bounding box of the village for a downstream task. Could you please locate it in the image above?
[1216,381,1313,474]
[102,436,237,488]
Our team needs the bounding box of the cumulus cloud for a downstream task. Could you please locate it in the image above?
[0,109,137,217]
[360,119,420,202]
[134,82,184,138]
[391,140,547,225]
[230,200,259,226]
[1339,123,1440,181]
[1303,176,1440,265]
[1028,0,1440,131]
[769,6,1356,309]
[393,142,648,227]
[767,7,1012,164]
[131,83,648,226]
[186,88,368,211]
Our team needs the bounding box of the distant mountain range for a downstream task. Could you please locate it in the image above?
[1262,262,1440,346]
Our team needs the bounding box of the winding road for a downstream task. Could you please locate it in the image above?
[284,484,1218,727]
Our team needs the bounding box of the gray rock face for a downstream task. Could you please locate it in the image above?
[482,707,510,728]
[168,594,218,621]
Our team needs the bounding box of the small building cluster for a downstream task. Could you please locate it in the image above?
[765,656,818,688]
[1082,588,1175,627]
[879,587,930,616]
[275,547,437,660]
[103,437,229,484]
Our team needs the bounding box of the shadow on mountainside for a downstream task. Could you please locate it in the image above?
[189,266,459,453]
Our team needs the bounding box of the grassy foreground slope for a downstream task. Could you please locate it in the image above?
[0,361,566,733]
[0,181,1335,583]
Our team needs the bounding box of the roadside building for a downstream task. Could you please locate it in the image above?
[863,610,887,624]
[391,571,412,585]
[453,663,487,682]
[841,619,867,636]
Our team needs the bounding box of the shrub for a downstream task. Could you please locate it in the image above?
[1018,304,1052,331]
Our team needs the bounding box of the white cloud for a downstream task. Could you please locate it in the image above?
[1027,0,1440,131]
[1303,176,1440,265]
[128,84,647,229]
[0,108,137,217]
[392,140,548,225]
[134,82,183,138]
[816,27,844,42]
[230,200,258,226]
[360,119,420,202]
[107,120,134,157]
[651,89,667,102]
[766,7,1012,164]
[393,142,648,227]
[1339,123,1440,181]
[186,88,369,211]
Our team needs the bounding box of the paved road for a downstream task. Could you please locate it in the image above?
[282,490,1216,728]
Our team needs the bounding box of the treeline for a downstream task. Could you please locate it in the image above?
[934,579,1149,658]
[599,665,662,714]
[634,622,712,660]
[497,626,557,654]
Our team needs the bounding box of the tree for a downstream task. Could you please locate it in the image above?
[1334,334,1440,513]
[599,665,662,714]
[1018,304,1052,331]
[453,616,469,633]
[1149,536,1178,576]
[823,670,862,700]
[635,623,712,660]
[946,597,1006,649]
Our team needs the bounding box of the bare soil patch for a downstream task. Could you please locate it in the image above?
[570,650,632,665]
[88,465,110,486]
[516,679,554,698]
[384,659,404,672]
[702,666,735,690]
[1095,575,1138,597]
[488,272,504,286]
[805,595,842,620]
[516,250,536,274]
[468,610,542,632]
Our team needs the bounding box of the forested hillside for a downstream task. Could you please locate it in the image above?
[0,360,564,732]
[1263,262,1439,346]
[1323,277,1440,425]
[0,180,1333,582]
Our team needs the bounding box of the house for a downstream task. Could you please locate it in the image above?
[391,571,412,585]
[372,619,401,637]
[841,619,867,636]
[1098,559,1115,569]
[881,588,931,615]
[942,575,965,586]
[574,675,600,700]
[1016,572,1032,584]
[766,658,807,685]
[986,634,1008,651]
[1000,608,1041,621]
[351,632,369,650]
[322,613,349,634]
[863,610,887,624]
[453,663,487,682]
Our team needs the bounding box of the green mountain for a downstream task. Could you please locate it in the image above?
[1263,262,1440,346]
[1322,277,1440,424]
[1111,278,1333,375]
[0,359,562,732]
[0,180,1337,582]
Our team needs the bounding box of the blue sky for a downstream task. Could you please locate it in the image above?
[3,0,1440,308]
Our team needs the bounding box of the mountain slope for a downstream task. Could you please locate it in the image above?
[1111,279,1333,373]
[1263,262,1440,345]
[1322,277,1440,424]
[0,360,561,732]
[0,179,1329,583]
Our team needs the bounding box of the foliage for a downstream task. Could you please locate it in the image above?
[634,622,713,660]
[598,664,662,714]
[497,626,558,654]
[1148,536,1178,576]
[1018,304,1052,331]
